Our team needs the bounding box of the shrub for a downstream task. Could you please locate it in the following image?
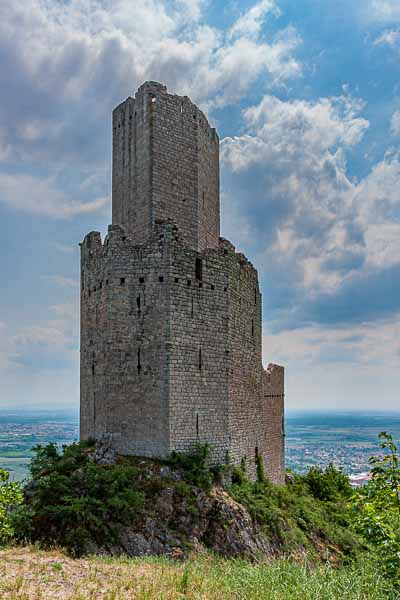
[229,468,361,560]
[0,468,23,544]
[11,442,144,555]
[303,463,352,502]
[352,432,400,585]
[168,443,214,491]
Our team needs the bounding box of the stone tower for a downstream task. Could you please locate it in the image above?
[80,81,285,483]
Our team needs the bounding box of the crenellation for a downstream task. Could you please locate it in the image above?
[80,82,285,484]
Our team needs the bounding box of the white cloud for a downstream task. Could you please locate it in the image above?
[369,1,400,22]
[391,110,400,135]
[0,0,301,219]
[222,94,369,297]
[229,0,279,40]
[221,92,400,326]
[0,173,109,218]
[264,318,400,369]
[374,29,400,50]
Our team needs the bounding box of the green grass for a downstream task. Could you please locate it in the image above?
[0,547,395,599]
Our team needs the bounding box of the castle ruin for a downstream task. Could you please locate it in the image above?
[80,81,285,483]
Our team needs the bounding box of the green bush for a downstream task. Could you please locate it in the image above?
[229,466,361,560]
[304,463,353,501]
[0,468,23,544]
[352,432,400,585]
[168,443,214,491]
[11,442,144,555]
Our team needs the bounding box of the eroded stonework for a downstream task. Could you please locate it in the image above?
[80,81,285,483]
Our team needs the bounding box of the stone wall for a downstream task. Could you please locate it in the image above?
[112,82,219,252]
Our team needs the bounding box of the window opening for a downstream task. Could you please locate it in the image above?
[120,278,125,285]
[137,295,141,313]
[195,258,203,281]
[159,276,164,283]
[137,348,141,373]
[196,414,199,437]
[199,347,202,370]
[139,277,145,283]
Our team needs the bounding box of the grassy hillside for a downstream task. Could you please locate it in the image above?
[0,546,395,600]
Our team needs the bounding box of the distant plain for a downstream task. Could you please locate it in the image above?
[1,410,399,481]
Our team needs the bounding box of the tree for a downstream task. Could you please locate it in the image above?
[0,468,22,544]
[352,432,400,584]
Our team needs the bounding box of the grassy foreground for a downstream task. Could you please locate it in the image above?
[0,547,395,600]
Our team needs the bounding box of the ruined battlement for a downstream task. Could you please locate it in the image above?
[80,83,285,483]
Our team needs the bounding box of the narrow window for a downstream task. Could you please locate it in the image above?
[99,282,102,289]
[187,279,191,287]
[137,295,141,313]
[255,446,259,460]
[211,284,215,290]
[199,347,202,370]
[159,276,164,283]
[174,277,179,283]
[195,258,203,281]
[196,414,199,437]
[91,363,95,376]
[139,277,145,284]
[120,277,125,285]
[106,279,109,285]
[137,348,141,373]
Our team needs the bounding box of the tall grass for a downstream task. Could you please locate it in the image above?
[0,547,395,599]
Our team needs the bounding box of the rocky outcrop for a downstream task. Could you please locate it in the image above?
[85,454,273,560]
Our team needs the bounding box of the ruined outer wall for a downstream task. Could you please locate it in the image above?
[263,364,285,484]
[112,82,220,251]
[80,224,172,457]
[221,240,265,479]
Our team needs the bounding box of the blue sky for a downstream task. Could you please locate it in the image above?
[0,0,399,411]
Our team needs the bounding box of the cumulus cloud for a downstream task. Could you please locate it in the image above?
[228,0,279,40]
[0,173,109,218]
[221,92,400,329]
[0,0,301,220]
[263,318,400,369]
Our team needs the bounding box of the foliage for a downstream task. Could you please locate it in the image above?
[11,442,144,555]
[256,453,265,483]
[303,463,353,502]
[352,431,400,585]
[0,468,23,544]
[229,465,362,560]
[168,443,214,491]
